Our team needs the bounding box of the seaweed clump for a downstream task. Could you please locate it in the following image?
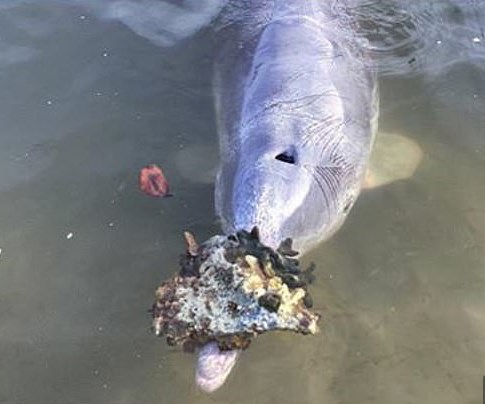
[151,227,320,352]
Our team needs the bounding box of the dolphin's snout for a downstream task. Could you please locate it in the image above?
[196,342,240,393]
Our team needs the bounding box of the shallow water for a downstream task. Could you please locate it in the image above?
[0,2,484,404]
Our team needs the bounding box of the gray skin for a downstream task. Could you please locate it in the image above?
[197,0,379,393]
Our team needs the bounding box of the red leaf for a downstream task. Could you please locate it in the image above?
[139,164,171,197]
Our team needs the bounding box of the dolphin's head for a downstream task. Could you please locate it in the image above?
[219,135,357,253]
[198,144,361,392]
[230,145,316,249]
[200,141,362,393]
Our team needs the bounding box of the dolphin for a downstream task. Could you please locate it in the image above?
[196,0,379,392]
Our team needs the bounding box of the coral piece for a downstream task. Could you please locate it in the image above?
[139,164,171,197]
[151,228,320,351]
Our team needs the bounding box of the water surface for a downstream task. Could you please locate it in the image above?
[0,2,484,403]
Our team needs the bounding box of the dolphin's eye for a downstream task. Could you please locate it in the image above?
[275,150,296,164]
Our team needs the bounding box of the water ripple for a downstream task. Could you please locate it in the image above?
[344,0,485,77]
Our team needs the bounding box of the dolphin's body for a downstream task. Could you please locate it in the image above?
[196,0,379,392]
[214,0,378,251]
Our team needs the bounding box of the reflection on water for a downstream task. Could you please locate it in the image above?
[0,2,484,404]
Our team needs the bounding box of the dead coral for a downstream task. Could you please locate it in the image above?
[151,228,320,351]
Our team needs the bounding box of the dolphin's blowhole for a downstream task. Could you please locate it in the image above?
[275,148,297,164]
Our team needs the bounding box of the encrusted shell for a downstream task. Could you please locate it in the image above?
[151,229,320,351]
